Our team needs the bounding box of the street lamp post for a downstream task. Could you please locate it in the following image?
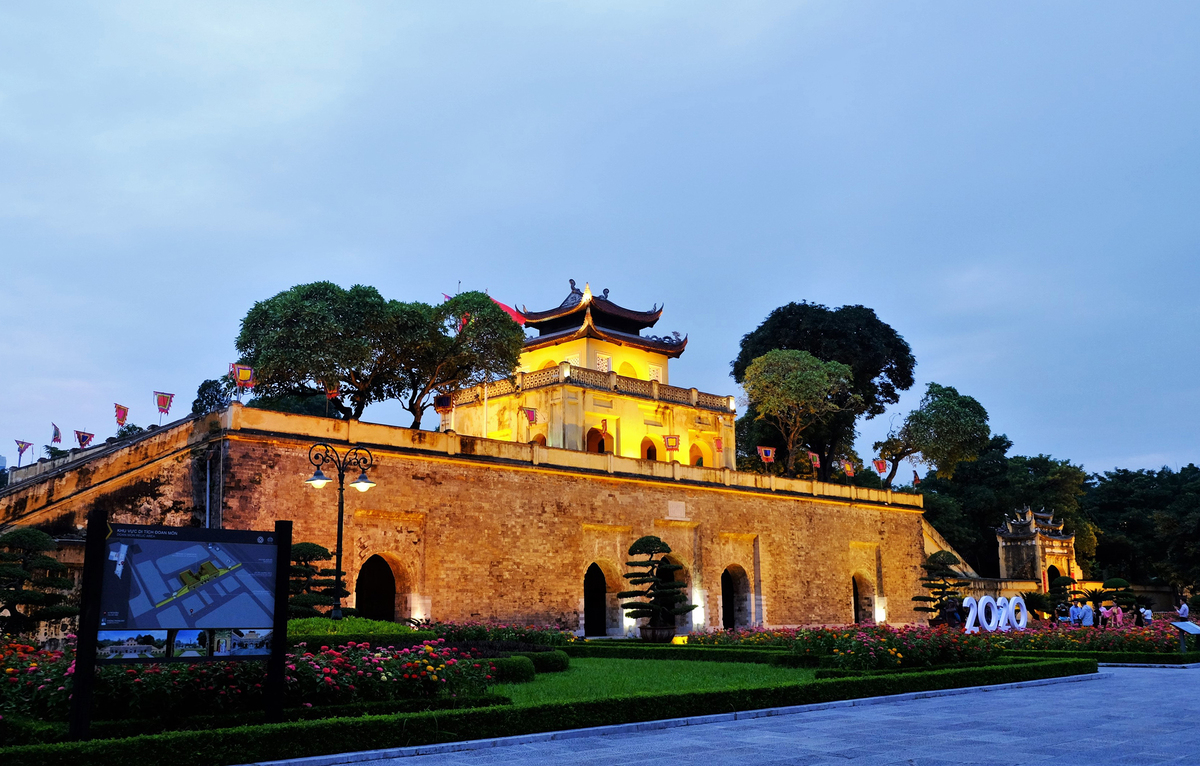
[304,443,376,620]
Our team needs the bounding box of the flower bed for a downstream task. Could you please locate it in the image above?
[1001,621,1187,653]
[1,636,495,722]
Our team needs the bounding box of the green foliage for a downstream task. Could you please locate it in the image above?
[42,446,68,460]
[247,393,336,418]
[732,301,915,481]
[286,544,353,619]
[741,350,860,477]
[287,615,423,637]
[874,382,990,487]
[618,536,697,629]
[190,378,233,416]
[1101,578,1136,609]
[114,423,145,440]
[564,645,787,664]
[1048,575,1077,609]
[0,528,77,634]
[1020,591,1051,617]
[0,660,1094,766]
[1005,650,1200,663]
[918,435,1093,577]
[911,551,968,616]
[515,650,570,673]
[1084,464,1200,591]
[235,284,524,428]
[490,655,536,683]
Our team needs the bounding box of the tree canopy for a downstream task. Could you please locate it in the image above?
[741,349,859,476]
[732,302,915,480]
[235,283,525,426]
[0,527,77,634]
[875,382,990,487]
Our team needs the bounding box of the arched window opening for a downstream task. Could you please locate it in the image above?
[540,360,557,370]
[618,361,638,379]
[355,555,396,622]
[586,428,613,454]
[1047,565,1061,582]
[721,565,751,629]
[689,444,704,467]
[583,563,609,637]
[640,437,658,461]
[530,433,547,447]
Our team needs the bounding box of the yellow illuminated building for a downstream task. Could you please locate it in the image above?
[445,280,737,468]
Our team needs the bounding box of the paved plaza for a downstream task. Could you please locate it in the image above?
[289,667,1198,766]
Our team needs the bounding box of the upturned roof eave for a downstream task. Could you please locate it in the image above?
[522,308,687,358]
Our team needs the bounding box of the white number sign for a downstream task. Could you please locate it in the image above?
[962,595,1027,633]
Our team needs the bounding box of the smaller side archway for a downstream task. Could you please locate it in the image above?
[720,565,751,629]
[540,359,557,370]
[640,436,659,461]
[355,555,397,622]
[586,427,614,454]
[618,361,638,379]
[852,573,875,625]
[530,433,547,447]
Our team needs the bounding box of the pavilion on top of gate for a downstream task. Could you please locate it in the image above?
[445,280,736,468]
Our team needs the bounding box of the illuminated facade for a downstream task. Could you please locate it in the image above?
[446,281,737,469]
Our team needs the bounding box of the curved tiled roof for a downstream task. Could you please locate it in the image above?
[521,280,663,333]
[522,306,687,358]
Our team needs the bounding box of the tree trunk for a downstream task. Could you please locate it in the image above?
[884,460,901,489]
[407,405,423,430]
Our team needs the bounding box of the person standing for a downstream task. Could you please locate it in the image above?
[1069,602,1081,625]
[1178,599,1191,620]
[1080,602,1095,627]
[1134,607,1145,627]
[1111,604,1124,627]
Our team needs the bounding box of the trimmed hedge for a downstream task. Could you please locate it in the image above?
[516,650,570,673]
[1004,649,1200,664]
[490,655,536,683]
[287,631,437,649]
[0,659,1096,766]
[814,658,1019,679]
[0,694,512,747]
[564,644,787,664]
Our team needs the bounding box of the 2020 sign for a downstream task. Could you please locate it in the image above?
[962,595,1029,633]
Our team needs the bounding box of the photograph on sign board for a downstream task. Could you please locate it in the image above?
[100,526,278,631]
[172,629,208,657]
[211,628,273,657]
[96,630,168,660]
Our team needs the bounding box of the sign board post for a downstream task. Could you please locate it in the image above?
[1171,621,1200,654]
[69,516,292,739]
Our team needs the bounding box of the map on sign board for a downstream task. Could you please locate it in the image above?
[100,524,278,630]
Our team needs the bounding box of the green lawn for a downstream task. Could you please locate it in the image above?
[494,658,816,706]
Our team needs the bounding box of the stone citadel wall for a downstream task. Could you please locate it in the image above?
[1,405,928,631]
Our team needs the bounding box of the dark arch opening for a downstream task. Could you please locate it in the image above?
[1047,565,1061,582]
[852,577,862,624]
[530,433,547,446]
[721,566,750,629]
[355,555,396,622]
[584,563,608,637]
[852,574,874,625]
[641,437,657,461]
[586,428,613,454]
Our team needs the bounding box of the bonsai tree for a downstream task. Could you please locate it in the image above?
[1048,575,1077,611]
[0,527,78,634]
[288,542,354,618]
[1020,590,1052,620]
[911,550,969,621]
[1077,587,1107,614]
[1102,578,1137,611]
[618,536,696,632]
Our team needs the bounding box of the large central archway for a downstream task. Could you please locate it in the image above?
[355,555,396,622]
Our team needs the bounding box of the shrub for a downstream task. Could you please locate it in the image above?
[421,622,575,646]
[516,651,569,673]
[287,617,419,636]
[490,656,536,683]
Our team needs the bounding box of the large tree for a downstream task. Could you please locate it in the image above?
[395,292,526,430]
[918,436,1094,578]
[236,284,524,427]
[732,302,915,481]
[236,282,404,419]
[741,349,859,477]
[874,382,990,488]
[0,527,77,634]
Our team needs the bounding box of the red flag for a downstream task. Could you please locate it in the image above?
[75,430,94,448]
[757,446,775,463]
[843,460,855,477]
[664,435,681,451]
[52,423,62,444]
[114,404,129,427]
[873,459,887,474]
[490,297,526,325]
[154,392,174,415]
[715,437,724,453]
[912,470,921,486]
[324,381,340,400]
[807,451,820,468]
[15,440,32,467]
[228,364,255,389]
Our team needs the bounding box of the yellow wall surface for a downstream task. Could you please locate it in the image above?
[519,338,672,384]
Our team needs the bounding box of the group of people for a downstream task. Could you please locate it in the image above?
[1054,601,1156,627]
